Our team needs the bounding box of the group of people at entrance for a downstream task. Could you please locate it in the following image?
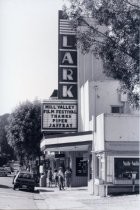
[47,167,72,190]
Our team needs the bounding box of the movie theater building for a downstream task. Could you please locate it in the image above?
[40,11,140,195]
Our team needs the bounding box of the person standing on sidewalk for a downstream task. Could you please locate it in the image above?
[47,167,53,187]
[58,167,65,190]
[53,169,58,187]
[65,167,72,188]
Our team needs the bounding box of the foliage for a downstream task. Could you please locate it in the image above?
[63,0,140,107]
[6,100,42,164]
[0,114,10,145]
[0,114,15,166]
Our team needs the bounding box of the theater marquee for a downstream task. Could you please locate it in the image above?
[58,11,77,99]
[42,100,78,132]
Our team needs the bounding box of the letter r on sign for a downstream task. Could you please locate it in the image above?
[63,69,73,81]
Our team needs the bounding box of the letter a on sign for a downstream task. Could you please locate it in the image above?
[63,86,73,97]
[62,52,73,64]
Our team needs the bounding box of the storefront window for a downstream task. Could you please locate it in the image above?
[114,158,140,179]
[76,157,88,177]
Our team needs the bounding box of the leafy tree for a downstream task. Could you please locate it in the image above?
[0,114,10,146]
[0,114,15,166]
[6,100,42,165]
[63,0,140,107]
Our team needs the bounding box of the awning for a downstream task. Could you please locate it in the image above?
[40,131,93,152]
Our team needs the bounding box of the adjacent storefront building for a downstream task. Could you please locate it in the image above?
[93,114,139,196]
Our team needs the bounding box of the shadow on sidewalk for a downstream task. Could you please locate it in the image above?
[109,191,140,197]
[0,184,10,189]
[39,189,55,193]
[74,188,87,191]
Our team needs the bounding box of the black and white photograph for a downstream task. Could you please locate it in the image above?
[0,0,139,209]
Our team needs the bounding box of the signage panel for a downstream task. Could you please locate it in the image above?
[58,10,77,100]
[42,100,78,132]
[55,154,65,158]
[76,157,88,177]
[114,158,140,179]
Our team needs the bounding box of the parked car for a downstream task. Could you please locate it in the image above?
[0,167,7,177]
[13,171,36,192]
[33,173,39,186]
[4,166,12,174]
[13,163,20,174]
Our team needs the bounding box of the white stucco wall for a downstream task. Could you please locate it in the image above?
[95,114,139,152]
[79,79,126,132]
[78,48,106,87]
[89,80,124,118]
[104,114,140,142]
[78,80,90,132]
[79,85,84,131]
[79,82,89,131]
[78,43,137,133]
[94,114,105,152]
[78,49,108,132]
[84,81,90,131]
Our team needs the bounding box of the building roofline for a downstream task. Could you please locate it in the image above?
[42,131,93,140]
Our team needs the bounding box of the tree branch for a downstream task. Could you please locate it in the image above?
[79,17,137,60]
[125,0,140,9]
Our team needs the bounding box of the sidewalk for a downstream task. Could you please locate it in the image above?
[35,186,140,210]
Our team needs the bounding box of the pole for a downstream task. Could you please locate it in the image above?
[92,85,98,194]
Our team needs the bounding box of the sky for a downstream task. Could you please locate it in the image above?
[0,0,68,115]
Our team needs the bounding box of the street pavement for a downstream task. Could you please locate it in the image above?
[37,186,140,210]
[0,175,140,210]
[0,176,39,209]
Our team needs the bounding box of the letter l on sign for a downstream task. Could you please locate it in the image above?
[63,36,72,48]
